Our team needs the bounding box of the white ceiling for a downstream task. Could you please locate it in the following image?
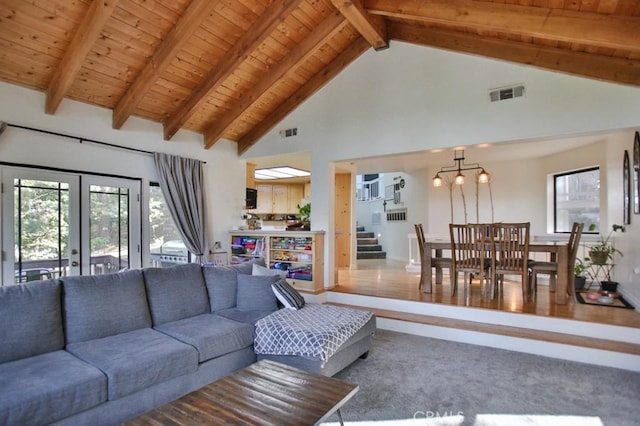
[248,131,616,178]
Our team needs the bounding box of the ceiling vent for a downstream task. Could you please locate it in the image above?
[489,85,525,103]
[279,127,298,138]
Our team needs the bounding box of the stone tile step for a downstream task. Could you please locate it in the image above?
[356,226,365,232]
[357,244,382,252]
[357,251,387,259]
[357,238,378,245]
[356,232,374,238]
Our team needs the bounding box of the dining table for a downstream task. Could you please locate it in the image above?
[421,240,571,305]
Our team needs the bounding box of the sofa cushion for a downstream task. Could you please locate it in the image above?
[62,269,151,344]
[143,263,209,325]
[228,258,266,275]
[236,274,279,312]
[203,265,238,311]
[155,313,254,363]
[216,308,275,325]
[272,278,306,310]
[0,279,64,363]
[0,350,107,425]
[252,262,288,278]
[66,328,198,400]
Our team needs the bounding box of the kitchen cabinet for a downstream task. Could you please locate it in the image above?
[253,183,304,214]
[229,231,324,292]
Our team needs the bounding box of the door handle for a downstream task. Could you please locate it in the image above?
[71,261,79,267]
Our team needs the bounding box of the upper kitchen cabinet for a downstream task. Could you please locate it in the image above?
[254,183,304,214]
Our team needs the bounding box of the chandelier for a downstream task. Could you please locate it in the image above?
[432,149,490,187]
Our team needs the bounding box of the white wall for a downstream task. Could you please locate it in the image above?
[242,42,640,290]
[0,82,246,266]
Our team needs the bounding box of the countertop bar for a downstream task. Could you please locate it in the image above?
[229,229,325,235]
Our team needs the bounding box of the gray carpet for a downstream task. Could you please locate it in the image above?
[331,330,640,426]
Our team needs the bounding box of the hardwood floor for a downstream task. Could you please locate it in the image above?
[333,259,640,329]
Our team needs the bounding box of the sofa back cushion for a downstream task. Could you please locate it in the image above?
[236,274,279,311]
[62,269,151,344]
[203,266,238,311]
[143,263,209,325]
[0,279,64,363]
[227,258,266,275]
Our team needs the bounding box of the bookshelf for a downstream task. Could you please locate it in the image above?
[229,231,324,292]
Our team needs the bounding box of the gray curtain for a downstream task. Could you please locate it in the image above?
[154,152,208,262]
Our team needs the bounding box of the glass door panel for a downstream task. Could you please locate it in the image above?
[82,177,141,275]
[2,169,80,284]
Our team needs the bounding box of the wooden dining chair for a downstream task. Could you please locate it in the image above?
[449,223,491,298]
[414,224,451,290]
[490,222,530,301]
[529,222,584,299]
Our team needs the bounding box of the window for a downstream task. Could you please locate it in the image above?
[149,183,190,267]
[356,174,384,202]
[554,167,600,233]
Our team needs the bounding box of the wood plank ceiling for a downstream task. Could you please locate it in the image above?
[0,0,638,155]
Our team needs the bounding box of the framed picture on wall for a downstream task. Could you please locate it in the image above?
[623,150,631,225]
[634,131,639,215]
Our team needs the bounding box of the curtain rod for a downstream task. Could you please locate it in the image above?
[3,122,155,156]
[2,121,207,164]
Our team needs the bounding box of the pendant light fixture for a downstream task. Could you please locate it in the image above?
[432,149,490,187]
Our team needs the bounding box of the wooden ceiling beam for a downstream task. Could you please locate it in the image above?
[163,0,305,141]
[330,0,388,50]
[45,0,120,115]
[365,0,640,53]
[237,37,371,155]
[112,0,221,130]
[204,12,349,148]
[389,21,640,88]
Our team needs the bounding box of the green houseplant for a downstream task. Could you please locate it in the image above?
[584,224,623,266]
[584,224,624,292]
[574,258,588,290]
[298,202,311,230]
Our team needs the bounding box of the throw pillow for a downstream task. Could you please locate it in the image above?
[236,274,279,311]
[252,262,288,278]
[272,278,305,310]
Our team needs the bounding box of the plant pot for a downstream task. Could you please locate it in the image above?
[588,250,608,265]
[601,281,618,293]
[574,276,587,290]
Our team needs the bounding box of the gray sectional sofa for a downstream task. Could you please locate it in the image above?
[0,262,376,426]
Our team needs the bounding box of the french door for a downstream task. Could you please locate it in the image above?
[1,167,141,285]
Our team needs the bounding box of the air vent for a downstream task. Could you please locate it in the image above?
[489,85,525,102]
[279,127,298,138]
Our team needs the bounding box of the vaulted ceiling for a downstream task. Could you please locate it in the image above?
[1,0,638,155]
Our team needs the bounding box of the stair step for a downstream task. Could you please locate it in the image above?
[357,238,378,245]
[356,232,374,238]
[327,302,640,357]
[357,251,387,259]
[356,226,365,232]
[357,244,382,252]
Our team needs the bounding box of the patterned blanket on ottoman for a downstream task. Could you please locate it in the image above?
[254,303,373,366]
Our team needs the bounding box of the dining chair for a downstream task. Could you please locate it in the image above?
[414,224,451,290]
[490,222,530,301]
[529,222,584,299]
[449,223,491,298]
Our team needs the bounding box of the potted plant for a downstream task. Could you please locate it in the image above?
[584,224,624,292]
[298,202,311,230]
[574,258,588,290]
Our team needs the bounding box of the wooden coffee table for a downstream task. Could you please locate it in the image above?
[125,360,359,425]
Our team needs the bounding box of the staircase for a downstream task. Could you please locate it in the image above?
[356,225,386,259]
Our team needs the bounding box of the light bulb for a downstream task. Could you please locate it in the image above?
[455,172,465,185]
[433,175,442,187]
[478,169,489,183]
